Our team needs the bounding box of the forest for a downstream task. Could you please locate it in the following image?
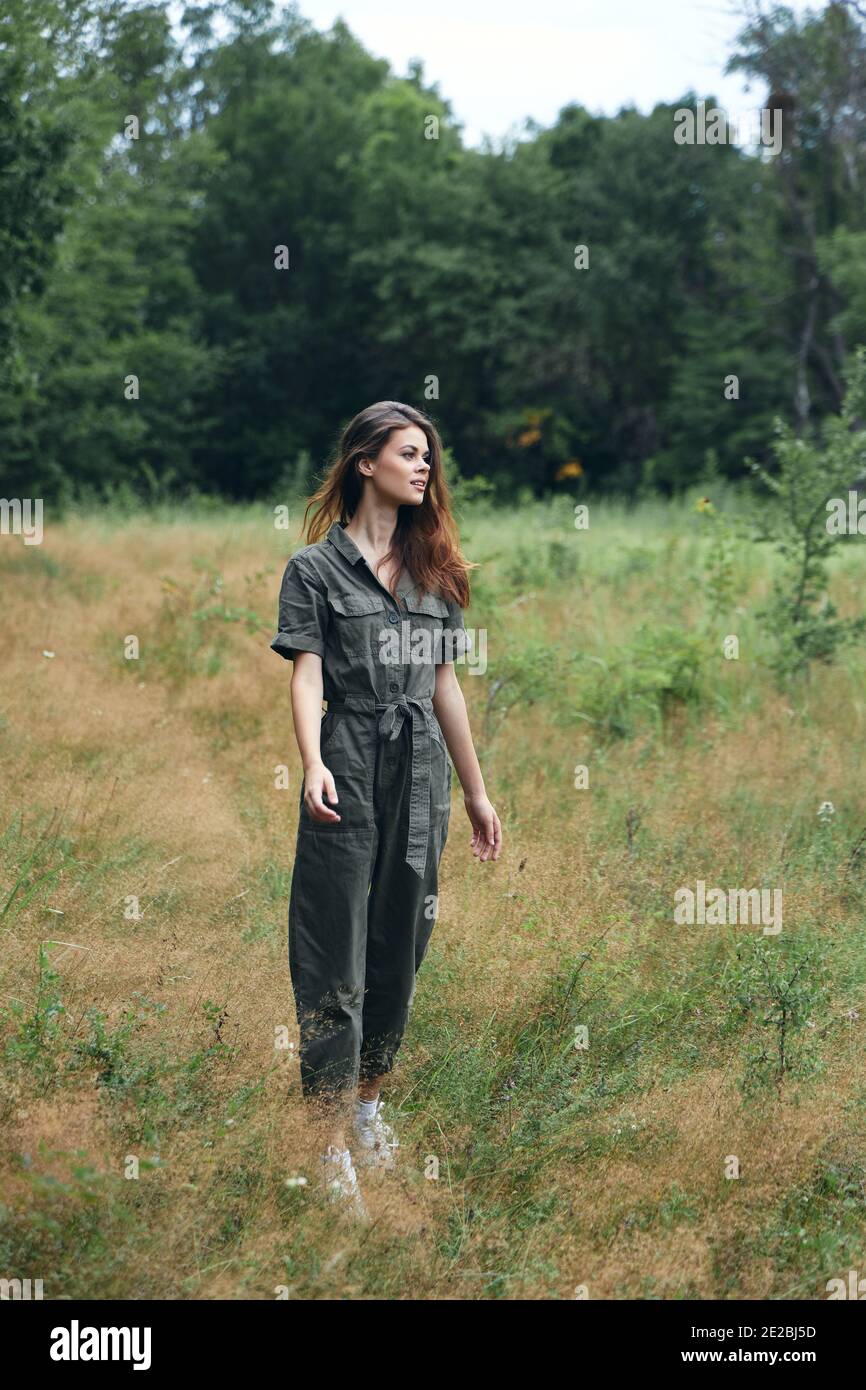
[4,0,866,504]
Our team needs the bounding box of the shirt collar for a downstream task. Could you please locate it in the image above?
[326,521,416,599]
[326,521,366,566]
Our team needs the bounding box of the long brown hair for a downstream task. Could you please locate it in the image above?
[302,401,473,607]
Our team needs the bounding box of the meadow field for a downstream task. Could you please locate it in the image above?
[2,491,866,1300]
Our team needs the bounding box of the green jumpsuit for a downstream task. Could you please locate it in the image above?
[270,521,470,1100]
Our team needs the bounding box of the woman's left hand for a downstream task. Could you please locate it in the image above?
[464,793,502,863]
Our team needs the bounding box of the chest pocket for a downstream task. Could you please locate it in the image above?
[401,591,450,667]
[327,590,389,658]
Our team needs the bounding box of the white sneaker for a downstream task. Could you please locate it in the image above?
[320,1146,368,1220]
[353,1098,399,1171]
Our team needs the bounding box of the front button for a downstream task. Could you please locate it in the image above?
[389,682,399,692]
[388,612,399,624]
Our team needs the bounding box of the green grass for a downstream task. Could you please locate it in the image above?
[2,491,866,1297]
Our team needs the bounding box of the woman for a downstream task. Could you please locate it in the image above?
[271,401,502,1216]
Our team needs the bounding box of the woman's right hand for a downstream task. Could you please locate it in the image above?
[302,760,341,823]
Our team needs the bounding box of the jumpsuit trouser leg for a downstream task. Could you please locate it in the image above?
[288,819,377,1102]
[359,722,451,1080]
[288,710,452,1103]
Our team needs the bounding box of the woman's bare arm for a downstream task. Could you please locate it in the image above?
[291,650,340,823]
[433,662,502,862]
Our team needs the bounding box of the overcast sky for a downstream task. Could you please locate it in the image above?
[289,0,820,146]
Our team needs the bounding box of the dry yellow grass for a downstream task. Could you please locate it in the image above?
[1,501,865,1299]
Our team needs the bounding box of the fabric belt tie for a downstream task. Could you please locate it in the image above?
[325,694,440,879]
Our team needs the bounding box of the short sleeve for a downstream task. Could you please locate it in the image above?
[270,555,329,662]
[436,596,471,664]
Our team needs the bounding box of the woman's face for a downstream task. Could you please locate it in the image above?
[360,425,431,508]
